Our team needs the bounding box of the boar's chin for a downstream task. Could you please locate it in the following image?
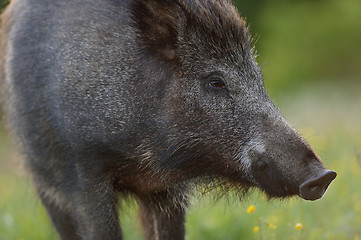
[188,175,254,198]
[257,184,300,200]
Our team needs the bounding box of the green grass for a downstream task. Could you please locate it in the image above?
[0,82,360,240]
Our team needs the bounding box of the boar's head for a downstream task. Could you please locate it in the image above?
[132,0,336,200]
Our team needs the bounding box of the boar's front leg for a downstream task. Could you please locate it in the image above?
[74,168,123,240]
[38,191,81,240]
[36,171,122,240]
[138,187,188,240]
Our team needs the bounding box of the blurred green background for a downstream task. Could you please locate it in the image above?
[0,0,360,239]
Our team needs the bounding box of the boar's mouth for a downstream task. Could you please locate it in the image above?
[251,164,301,199]
[299,170,337,201]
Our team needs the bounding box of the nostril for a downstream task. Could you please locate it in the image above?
[309,185,320,193]
[299,170,337,201]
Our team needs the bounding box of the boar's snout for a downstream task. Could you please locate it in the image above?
[246,113,337,200]
[299,170,337,201]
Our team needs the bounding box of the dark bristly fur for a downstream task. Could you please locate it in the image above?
[0,0,336,239]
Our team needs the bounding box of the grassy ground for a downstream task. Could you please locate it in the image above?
[0,81,360,240]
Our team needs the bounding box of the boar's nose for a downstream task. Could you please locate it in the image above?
[299,170,337,201]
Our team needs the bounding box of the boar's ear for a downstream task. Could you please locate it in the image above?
[131,0,184,61]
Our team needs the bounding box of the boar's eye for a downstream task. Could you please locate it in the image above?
[208,77,226,90]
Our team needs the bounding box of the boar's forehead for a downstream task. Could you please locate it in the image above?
[180,0,253,62]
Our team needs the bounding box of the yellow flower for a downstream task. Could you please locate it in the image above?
[268,223,277,229]
[247,205,256,214]
[295,223,303,230]
[253,226,259,233]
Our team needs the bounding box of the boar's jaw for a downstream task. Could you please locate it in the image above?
[249,158,300,198]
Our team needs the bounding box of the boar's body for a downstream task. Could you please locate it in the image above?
[1,0,336,239]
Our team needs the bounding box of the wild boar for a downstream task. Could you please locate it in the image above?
[0,0,336,239]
